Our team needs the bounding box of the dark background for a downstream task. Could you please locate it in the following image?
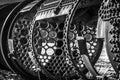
[0,0,24,5]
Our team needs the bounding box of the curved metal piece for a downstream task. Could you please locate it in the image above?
[77,38,98,76]
[0,0,43,79]
[82,55,98,76]
[66,3,104,80]
[96,17,119,74]
[98,0,120,77]
[0,3,19,70]
[31,0,81,80]
[78,38,104,78]
[96,17,106,38]
[105,20,119,75]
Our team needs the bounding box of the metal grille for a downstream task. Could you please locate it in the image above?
[32,18,78,78]
[12,17,38,72]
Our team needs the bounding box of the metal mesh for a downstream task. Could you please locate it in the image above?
[32,19,77,78]
[12,17,38,72]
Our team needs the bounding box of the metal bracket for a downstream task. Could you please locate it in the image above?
[8,39,16,59]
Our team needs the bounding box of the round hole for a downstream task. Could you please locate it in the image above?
[41,48,45,55]
[91,50,95,53]
[41,59,44,62]
[87,30,90,33]
[84,34,92,41]
[21,60,24,64]
[78,24,84,31]
[37,48,42,54]
[88,50,91,53]
[46,48,54,56]
[89,53,93,57]
[40,21,48,29]
[38,39,42,46]
[20,37,27,45]
[49,31,57,38]
[55,49,62,56]
[21,29,28,36]
[20,25,24,29]
[83,31,86,34]
[47,39,55,47]
[50,22,58,29]
[80,64,84,68]
[48,56,51,59]
[79,60,83,64]
[42,41,46,46]
[13,27,18,33]
[45,59,49,63]
[93,42,97,46]
[44,56,47,59]
[17,20,22,25]
[54,46,57,49]
[72,50,78,57]
[66,60,70,64]
[58,23,64,30]
[86,43,90,49]
[57,32,63,39]
[68,32,74,40]
[70,42,74,47]
[40,30,48,38]
[34,21,40,27]
[43,63,46,66]
[91,46,94,49]
[57,40,63,47]
[14,23,19,29]
[22,19,27,24]
[40,55,43,59]
[45,46,48,49]
[70,24,76,31]
[33,38,38,45]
